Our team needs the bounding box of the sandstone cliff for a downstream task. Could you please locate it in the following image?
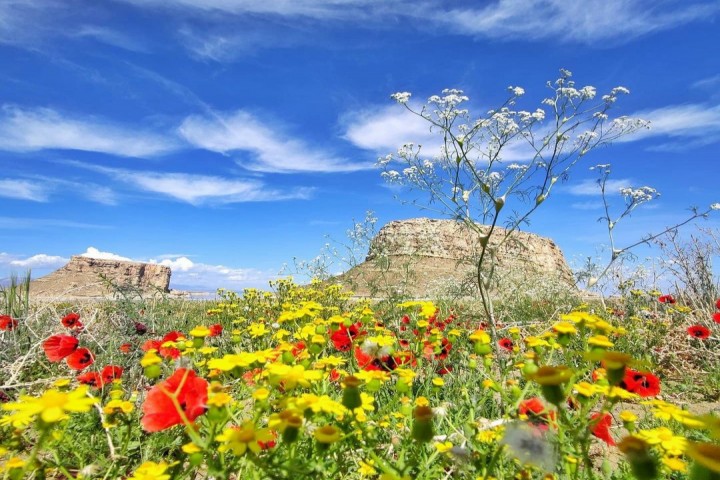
[30,256,171,299]
[334,218,575,298]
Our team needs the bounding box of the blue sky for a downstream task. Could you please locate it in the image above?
[1,0,719,292]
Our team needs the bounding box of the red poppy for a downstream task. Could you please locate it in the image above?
[518,397,555,429]
[353,346,395,371]
[119,343,133,353]
[328,369,341,382]
[713,312,720,324]
[66,348,94,370]
[208,324,223,337]
[498,338,514,351]
[134,322,148,334]
[77,372,104,388]
[101,365,124,384]
[0,315,18,331]
[141,368,209,432]
[401,315,411,325]
[43,334,79,362]
[142,339,162,352]
[590,412,615,446]
[331,323,363,352]
[658,294,676,304]
[621,369,661,397]
[423,338,452,361]
[716,298,720,310]
[291,341,306,357]
[61,313,83,329]
[688,325,711,339]
[159,331,185,359]
[437,365,453,375]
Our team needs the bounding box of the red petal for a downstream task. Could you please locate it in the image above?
[66,348,95,370]
[43,335,79,362]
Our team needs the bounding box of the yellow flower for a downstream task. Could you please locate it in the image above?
[248,323,269,337]
[182,442,202,454]
[252,388,270,402]
[524,336,550,348]
[358,459,377,476]
[2,386,97,427]
[3,457,26,470]
[661,456,686,473]
[314,424,342,444]
[470,330,491,344]
[432,377,445,387]
[638,427,687,456]
[103,399,134,415]
[314,356,346,369]
[207,352,258,371]
[207,392,233,407]
[685,442,720,473]
[128,461,172,480]
[189,325,211,338]
[415,396,430,407]
[217,422,275,456]
[587,335,614,348]
[265,363,323,390]
[620,411,638,423]
[573,381,598,398]
[552,321,577,334]
[140,350,162,367]
[435,441,453,453]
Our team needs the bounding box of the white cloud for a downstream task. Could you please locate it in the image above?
[9,253,68,269]
[121,0,384,18]
[179,110,370,173]
[0,106,177,157]
[343,105,441,154]
[570,200,604,210]
[620,103,720,147]
[0,217,111,230]
[81,247,133,262]
[116,171,313,204]
[567,178,631,196]
[342,104,537,162]
[73,26,149,52]
[0,179,50,201]
[433,0,719,44]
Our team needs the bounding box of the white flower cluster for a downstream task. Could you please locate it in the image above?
[710,203,720,210]
[428,89,469,108]
[620,186,659,204]
[518,108,546,123]
[391,92,412,104]
[602,86,631,103]
[508,85,525,96]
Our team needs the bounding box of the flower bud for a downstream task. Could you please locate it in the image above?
[618,436,658,480]
[341,375,363,410]
[411,406,434,443]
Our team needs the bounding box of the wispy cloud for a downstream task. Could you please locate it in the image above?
[72,26,150,52]
[432,0,719,44]
[566,178,631,196]
[0,176,119,205]
[179,110,370,173]
[0,106,178,157]
[69,162,314,205]
[624,103,720,147]
[0,217,111,230]
[0,179,50,201]
[692,74,720,90]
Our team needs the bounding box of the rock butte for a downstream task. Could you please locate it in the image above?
[333,218,575,298]
[30,256,171,299]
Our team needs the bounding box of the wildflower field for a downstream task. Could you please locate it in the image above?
[1,277,719,480]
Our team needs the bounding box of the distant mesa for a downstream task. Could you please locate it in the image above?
[333,218,575,298]
[30,255,171,299]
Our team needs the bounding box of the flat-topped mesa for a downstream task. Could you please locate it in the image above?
[30,255,171,299]
[335,218,575,298]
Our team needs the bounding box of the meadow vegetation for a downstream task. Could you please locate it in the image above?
[1,70,719,479]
